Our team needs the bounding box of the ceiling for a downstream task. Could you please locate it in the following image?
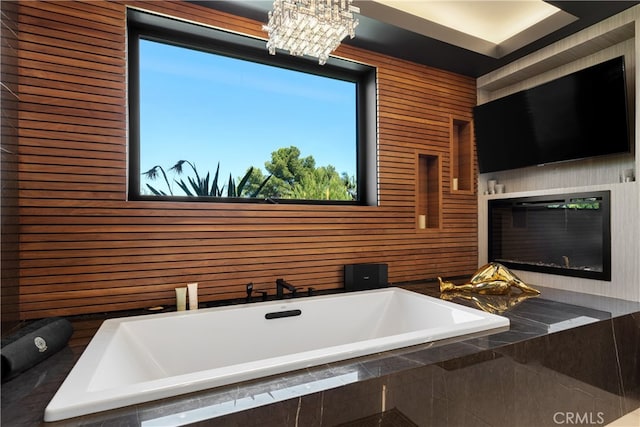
[195,1,639,77]
[372,1,566,45]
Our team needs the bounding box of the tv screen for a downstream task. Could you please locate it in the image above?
[474,56,630,173]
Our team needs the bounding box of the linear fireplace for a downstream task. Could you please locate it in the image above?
[488,191,611,281]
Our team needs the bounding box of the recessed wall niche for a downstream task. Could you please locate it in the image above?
[450,116,473,194]
[416,152,441,230]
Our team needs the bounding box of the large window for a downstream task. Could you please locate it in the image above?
[128,9,377,205]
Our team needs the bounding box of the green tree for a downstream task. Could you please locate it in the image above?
[289,165,353,200]
[341,172,357,200]
[263,146,316,197]
[143,146,356,201]
[248,146,356,200]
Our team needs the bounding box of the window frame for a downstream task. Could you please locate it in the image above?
[127,8,377,206]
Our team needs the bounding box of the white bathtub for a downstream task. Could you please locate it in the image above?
[44,287,509,421]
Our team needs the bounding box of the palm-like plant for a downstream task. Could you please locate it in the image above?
[142,165,173,196]
[228,167,272,197]
[142,161,271,198]
[171,160,219,197]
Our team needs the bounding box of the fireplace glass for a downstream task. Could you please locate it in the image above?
[488,191,611,281]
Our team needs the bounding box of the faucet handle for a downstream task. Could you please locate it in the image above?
[245,282,254,303]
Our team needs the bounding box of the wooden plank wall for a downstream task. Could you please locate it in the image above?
[17,0,478,319]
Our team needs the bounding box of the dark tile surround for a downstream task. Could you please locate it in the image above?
[2,282,639,426]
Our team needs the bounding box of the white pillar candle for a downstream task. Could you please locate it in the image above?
[175,287,187,311]
[187,282,199,310]
[418,214,426,229]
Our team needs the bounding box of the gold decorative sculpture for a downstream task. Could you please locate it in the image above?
[438,262,540,295]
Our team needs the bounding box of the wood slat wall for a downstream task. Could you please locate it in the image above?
[17,0,478,319]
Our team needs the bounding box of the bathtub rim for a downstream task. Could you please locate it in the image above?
[44,287,509,422]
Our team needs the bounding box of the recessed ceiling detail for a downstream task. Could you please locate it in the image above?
[359,0,578,58]
[194,1,639,77]
[375,0,561,44]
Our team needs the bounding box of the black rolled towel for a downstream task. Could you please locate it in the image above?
[1,317,73,382]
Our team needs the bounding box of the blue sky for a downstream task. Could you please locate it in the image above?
[139,39,357,194]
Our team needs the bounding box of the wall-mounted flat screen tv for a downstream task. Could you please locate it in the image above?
[474,56,630,174]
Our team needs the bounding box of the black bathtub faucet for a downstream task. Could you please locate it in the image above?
[245,282,268,303]
[276,278,297,299]
[245,282,253,303]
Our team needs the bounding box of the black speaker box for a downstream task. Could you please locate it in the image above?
[344,263,388,291]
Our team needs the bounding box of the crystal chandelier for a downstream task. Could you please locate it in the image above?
[263,0,360,65]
